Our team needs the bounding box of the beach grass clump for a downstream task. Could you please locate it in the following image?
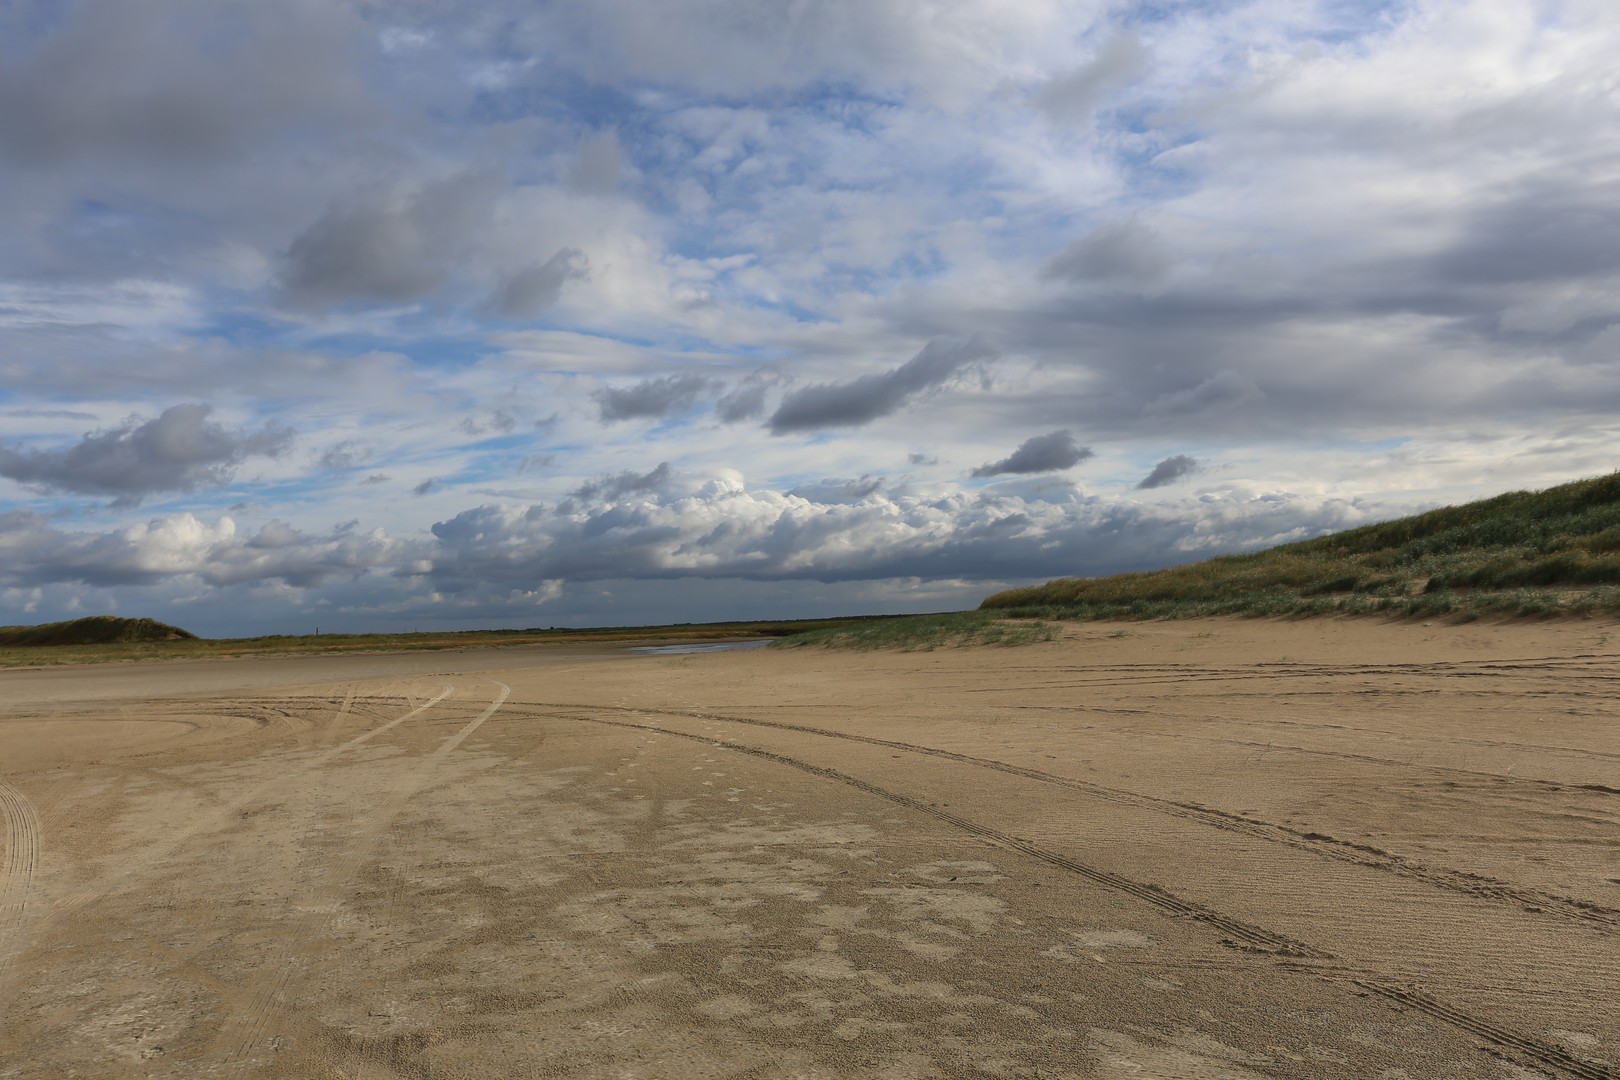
[982,471,1620,621]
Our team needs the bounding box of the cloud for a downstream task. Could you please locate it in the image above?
[594,374,716,422]
[489,248,588,318]
[1142,372,1264,419]
[424,471,1387,593]
[412,478,438,496]
[0,0,370,168]
[567,130,623,193]
[0,511,406,589]
[1041,218,1170,286]
[319,441,368,469]
[769,336,996,434]
[1137,454,1199,489]
[0,403,292,507]
[277,172,504,309]
[972,431,1092,477]
[715,376,772,423]
[1032,32,1148,124]
[572,462,672,500]
[786,476,883,503]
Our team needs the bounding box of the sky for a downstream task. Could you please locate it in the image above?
[2,0,1618,636]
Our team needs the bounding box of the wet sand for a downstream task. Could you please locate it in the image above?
[1,618,1617,1078]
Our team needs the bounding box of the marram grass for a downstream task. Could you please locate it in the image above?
[982,471,1620,621]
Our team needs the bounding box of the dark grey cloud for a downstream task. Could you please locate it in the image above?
[459,409,519,437]
[769,336,996,434]
[1137,454,1199,489]
[0,0,370,168]
[572,462,672,500]
[1432,179,1620,286]
[907,452,938,466]
[278,172,503,310]
[361,473,390,485]
[413,478,438,496]
[1032,32,1148,124]
[319,441,368,470]
[595,374,716,422]
[972,431,1092,478]
[490,248,588,318]
[787,476,883,503]
[1,408,99,421]
[715,377,771,423]
[1041,218,1169,286]
[0,403,291,507]
[1142,372,1263,418]
[566,130,623,193]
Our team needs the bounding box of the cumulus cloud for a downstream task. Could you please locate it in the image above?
[594,374,716,422]
[769,336,996,434]
[1137,454,1199,489]
[972,431,1092,478]
[0,511,405,589]
[424,472,1386,593]
[0,404,292,507]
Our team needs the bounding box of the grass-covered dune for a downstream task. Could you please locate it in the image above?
[0,615,199,647]
[982,471,1620,620]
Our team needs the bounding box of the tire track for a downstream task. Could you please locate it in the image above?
[558,710,1615,1080]
[1352,981,1617,1080]
[320,684,358,746]
[45,685,455,923]
[220,680,509,1069]
[523,700,1620,932]
[562,713,1328,958]
[0,779,42,980]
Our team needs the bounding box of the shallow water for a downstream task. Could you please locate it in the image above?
[628,639,775,656]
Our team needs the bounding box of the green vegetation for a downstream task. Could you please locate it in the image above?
[0,615,197,647]
[775,610,1058,650]
[982,471,1620,621]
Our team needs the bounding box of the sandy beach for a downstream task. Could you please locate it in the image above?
[2,617,1617,1078]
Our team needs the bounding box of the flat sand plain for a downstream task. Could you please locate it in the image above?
[1,618,1618,1079]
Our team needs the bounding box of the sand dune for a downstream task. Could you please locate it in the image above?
[1,618,1616,1077]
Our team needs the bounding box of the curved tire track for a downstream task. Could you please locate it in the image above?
[0,779,42,980]
[558,710,1616,1080]
[523,700,1620,932]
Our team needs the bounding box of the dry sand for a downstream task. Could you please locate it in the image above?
[1,617,1617,1078]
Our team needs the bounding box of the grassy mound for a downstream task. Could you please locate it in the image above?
[0,615,199,647]
[982,471,1620,620]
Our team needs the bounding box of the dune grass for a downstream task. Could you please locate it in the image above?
[982,471,1620,621]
